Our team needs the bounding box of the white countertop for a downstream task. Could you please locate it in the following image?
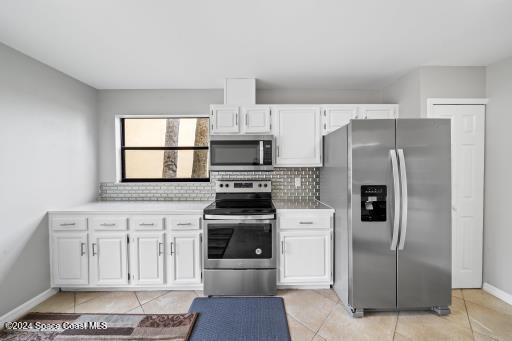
[273,199,334,211]
[48,201,212,214]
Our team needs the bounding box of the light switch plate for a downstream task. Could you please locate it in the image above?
[295,177,301,188]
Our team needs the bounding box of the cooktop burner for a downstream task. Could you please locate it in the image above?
[204,199,275,216]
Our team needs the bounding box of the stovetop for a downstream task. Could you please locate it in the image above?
[203,199,276,216]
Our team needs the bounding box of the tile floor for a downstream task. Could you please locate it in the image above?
[30,289,512,340]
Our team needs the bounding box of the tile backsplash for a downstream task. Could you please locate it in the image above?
[99,168,319,201]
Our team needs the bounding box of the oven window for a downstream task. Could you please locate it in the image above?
[210,141,260,165]
[207,224,272,259]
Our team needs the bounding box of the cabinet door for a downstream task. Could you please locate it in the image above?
[168,233,202,285]
[52,232,88,286]
[130,233,165,285]
[242,106,271,133]
[90,233,128,286]
[273,106,322,166]
[279,231,331,284]
[322,105,359,135]
[360,104,398,119]
[210,105,240,134]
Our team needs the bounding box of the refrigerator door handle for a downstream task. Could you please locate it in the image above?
[390,149,401,250]
[397,149,408,250]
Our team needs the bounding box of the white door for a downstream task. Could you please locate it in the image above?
[429,104,485,288]
[242,106,271,133]
[210,105,240,134]
[273,106,322,167]
[168,233,202,285]
[360,104,398,119]
[130,233,165,285]
[321,105,359,135]
[90,233,129,286]
[52,232,88,286]
[279,231,331,284]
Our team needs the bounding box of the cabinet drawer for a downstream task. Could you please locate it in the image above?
[279,214,331,229]
[168,216,201,230]
[90,216,127,231]
[51,216,87,231]
[130,216,164,231]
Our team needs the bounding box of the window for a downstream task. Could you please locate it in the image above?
[120,117,209,182]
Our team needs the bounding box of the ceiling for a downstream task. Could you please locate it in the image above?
[1,0,512,90]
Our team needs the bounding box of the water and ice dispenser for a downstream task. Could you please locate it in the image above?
[361,185,387,221]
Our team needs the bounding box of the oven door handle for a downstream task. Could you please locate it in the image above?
[260,141,264,165]
[204,214,276,220]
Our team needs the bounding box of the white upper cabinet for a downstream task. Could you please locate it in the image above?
[273,106,322,167]
[130,232,165,285]
[210,105,240,134]
[211,105,271,134]
[242,106,272,134]
[90,233,129,286]
[52,232,89,286]
[322,105,360,135]
[359,104,398,119]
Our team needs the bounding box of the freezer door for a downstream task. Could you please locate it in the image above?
[350,119,397,309]
[396,119,451,308]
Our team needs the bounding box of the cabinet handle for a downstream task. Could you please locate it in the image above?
[92,243,97,256]
[277,145,280,157]
[177,222,192,226]
[170,242,174,256]
[235,112,238,125]
[80,242,86,256]
[140,223,155,226]
[299,221,314,225]
[281,240,285,254]
[158,242,163,256]
[100,223,115,227]
[59,223,76,227]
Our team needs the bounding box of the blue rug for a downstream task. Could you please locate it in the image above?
[188,297,291,341]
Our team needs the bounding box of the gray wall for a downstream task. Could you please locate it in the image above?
[382,69,421,118]
[0,43,98,316]
[419,66,486,116]
[98,89,383,182]
[484,57,512,295]
[382,66,486,118]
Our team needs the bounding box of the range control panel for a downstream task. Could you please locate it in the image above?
[216,180,271,193]
[361,185,387,222]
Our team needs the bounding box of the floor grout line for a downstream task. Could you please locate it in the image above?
[133,291,145,313]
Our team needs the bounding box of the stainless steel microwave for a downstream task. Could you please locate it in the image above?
[209,135,274,171]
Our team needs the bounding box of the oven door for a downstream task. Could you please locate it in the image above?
[204,219,276,269]
[209,135,273,171]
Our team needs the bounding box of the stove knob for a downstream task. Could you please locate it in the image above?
[264,184,268,187]
[225,184,229,187]
[258,184,262,187]
[219,184,224,188]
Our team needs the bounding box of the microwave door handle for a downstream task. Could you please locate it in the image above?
[390,149,401,250]
[259,141,264,165]
[397,149,408,250]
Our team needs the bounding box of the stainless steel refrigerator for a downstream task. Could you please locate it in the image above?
[321,119,451,317]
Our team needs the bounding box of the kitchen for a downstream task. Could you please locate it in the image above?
[1,1,512,340]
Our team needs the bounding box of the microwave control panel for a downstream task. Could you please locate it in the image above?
[361,185,387,222]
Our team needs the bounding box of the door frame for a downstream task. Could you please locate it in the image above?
[426,98,487,290]
[427,98,488,115]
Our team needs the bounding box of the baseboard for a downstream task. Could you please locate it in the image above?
[483,282,512,305]
[0,288,58,327]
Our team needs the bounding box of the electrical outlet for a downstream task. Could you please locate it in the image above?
[294,177,301,188]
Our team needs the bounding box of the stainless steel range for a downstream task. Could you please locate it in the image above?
[203,180,277,296]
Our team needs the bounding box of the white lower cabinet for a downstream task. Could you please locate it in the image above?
[130,232,165,285]
[168,232,202,285]
[52,232,88,286]
[278,230,332,285]
[90,233,129,286]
